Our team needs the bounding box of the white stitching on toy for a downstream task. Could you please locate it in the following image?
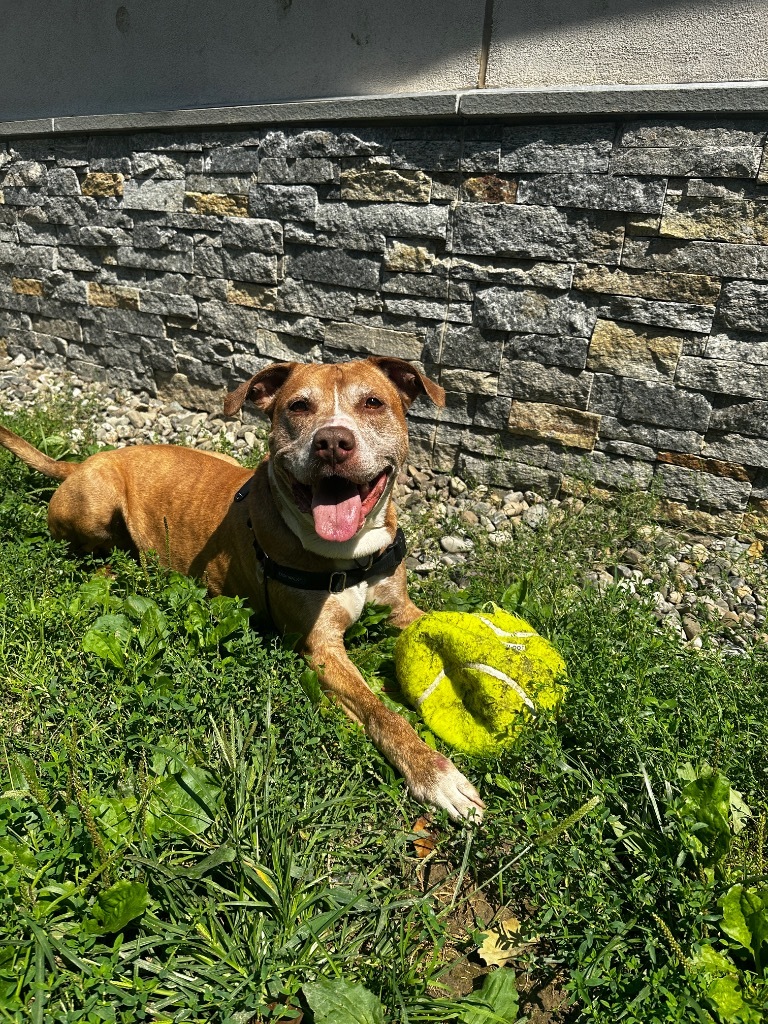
[416,669,445,707]
[464,662,536,710]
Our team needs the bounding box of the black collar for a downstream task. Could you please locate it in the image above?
[250,525,407,594]
[234,475,407,594]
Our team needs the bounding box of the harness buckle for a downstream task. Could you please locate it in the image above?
[328,571,347,594]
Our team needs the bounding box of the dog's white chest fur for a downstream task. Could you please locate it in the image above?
[332,580,369,621]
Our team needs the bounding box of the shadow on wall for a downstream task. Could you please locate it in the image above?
[2,0,768,122]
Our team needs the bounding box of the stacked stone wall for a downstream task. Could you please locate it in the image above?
[1,118,767,531]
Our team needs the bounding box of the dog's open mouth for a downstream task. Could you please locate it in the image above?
[291,469,392,543]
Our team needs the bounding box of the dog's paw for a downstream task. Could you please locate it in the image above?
[422,754,485,823]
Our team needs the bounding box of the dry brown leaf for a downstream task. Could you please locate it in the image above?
[412,816,436,858]
[477,910,532,967]
[748,540,764,558]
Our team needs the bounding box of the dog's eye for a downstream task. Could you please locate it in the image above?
[365,396,383,409]
[289,399,310,413]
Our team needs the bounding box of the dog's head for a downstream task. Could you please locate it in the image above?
[224,357,444,547]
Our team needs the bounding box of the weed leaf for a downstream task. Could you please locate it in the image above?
[456,969,520,1023]
[675,768,732,866]
[145,765,221,837]
[720,884,768,972]
[302,977,385,1024]
[84,880,149,935]
[82,614,133,669]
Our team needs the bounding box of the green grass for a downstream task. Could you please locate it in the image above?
[1,393,767,1024]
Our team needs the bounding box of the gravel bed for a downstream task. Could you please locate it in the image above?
[2,354,766,654]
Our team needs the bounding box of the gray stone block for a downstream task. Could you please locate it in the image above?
[500,124,614,173]
[382,273,471,302]
[288,248,380,291]
[198,300,260,343]
[122,178,185,212]
[249,184,317,221]
[611,147,761,177]
[458,453,561,496]
[223,251,280,285]
[208,147,260,174]
[561,450,655,490]
[315,202,449,251]
[259,157,335,184]
[503,333,589,370]
[140,290,198,318]
[704,331,768,364]
[451,204,623,263]
[597,414,703,455]
[655,462,752,511]
[474,394,513,429]
[590,375,712,432]
[78,225,132,247]
[221,217,282,253]
[620,120,766,148]
[447,257,573,290]
[719,281,768,333]
[384,297,471,322]
[325,321,424,360]
[132,222,194,252]
[604,295,714,333]
[90,307,166,338]
[277,278,356,319]
[499,360,593,408]
[621,237,768,281]
[517,174,666,214]
[426,325,504,372]
[392,139,461,171]
[476,287,594,336]
[675,355,768,399]
[116,247,194,273]
[709,398,768,437]
[703,434,768,468]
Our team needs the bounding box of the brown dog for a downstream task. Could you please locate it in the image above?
[0,356,485,821]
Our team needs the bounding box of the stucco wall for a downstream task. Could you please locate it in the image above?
[2,0,768,123]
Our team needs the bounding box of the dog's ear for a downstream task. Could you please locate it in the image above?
[224,362,297,416]
[368,356,445,411]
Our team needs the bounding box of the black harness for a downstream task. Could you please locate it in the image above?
[234,476,407,623]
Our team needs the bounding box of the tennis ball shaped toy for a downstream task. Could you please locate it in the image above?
[395,606,566,756]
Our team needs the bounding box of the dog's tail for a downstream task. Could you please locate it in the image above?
[0,424,77,480]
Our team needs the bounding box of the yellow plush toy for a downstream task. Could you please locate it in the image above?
[395,606,567,755]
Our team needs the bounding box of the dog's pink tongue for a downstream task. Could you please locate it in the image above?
[311,478,362,542]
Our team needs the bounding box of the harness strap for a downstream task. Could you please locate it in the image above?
[249,525,407,594]
[234,475,407,599]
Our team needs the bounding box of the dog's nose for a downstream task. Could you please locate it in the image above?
[313,425,357,464]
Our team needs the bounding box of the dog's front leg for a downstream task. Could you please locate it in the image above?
[305,636,485,822]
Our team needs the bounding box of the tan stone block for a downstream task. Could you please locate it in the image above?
[340,168,431,204]
[12,277,44,296]
[660,196,768,244]
[384,242,436,273]
[656,450,750,482]
[0,338,7,358]
[226,281,277,309]
[463,175,517,204]
[507,401,600,450]
[659,499,743,536]
[325,322,424,360]
[87,281,140,310]
[587,320,683,381]
[573,265,720,305]
[0,190,5,205]
[81,172,124,198]
[441,368,498,395]
[185,192,249,217]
